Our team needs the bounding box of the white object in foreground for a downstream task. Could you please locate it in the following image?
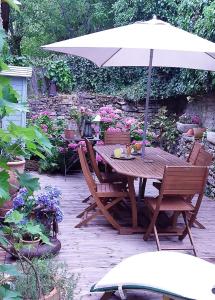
[91,251,215,300]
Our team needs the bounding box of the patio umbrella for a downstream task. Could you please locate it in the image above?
[42,16,215,157]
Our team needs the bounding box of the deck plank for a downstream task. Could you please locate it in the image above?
[35,171,215,300]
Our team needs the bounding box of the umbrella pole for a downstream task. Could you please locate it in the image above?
[142,49,154,158]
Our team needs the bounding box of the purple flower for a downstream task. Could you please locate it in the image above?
[13,195,25,209]
[55,205,64,223]
[19,187,28,196]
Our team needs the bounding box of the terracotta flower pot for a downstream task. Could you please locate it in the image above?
[176,122,198,133]
[7,158,25,196]
[40,287,60,300]
[207,131,215,145]
[20,237,41,248]
[64,129,75,140]
[185,128,194,136]
[193,127,206,139]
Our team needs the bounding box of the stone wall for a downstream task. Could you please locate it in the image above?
[184,93,215,129]
[28,92,162,121]
[177,134,215,198]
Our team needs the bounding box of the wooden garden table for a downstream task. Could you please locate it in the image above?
[94,145,189,234]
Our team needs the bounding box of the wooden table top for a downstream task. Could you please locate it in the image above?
[94,145,189,180]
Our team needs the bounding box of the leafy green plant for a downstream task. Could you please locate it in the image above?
[15,258,76,299]
[46,60,74,92]
[149,106,179,153]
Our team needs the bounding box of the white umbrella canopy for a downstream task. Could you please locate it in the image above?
[43,16,215,157]
[42,17,215,70]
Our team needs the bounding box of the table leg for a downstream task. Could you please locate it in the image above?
[127,176,138,228]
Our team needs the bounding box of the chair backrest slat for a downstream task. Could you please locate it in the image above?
[195,148,213,167]
[85,138,103,182]
[78,147,96,193]
[104,131,131,145]
[160,166,208,196]
[187,142,203,164]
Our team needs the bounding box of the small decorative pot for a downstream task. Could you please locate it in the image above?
[207,131,215,145]
[64,129,75,140]
[193,127,206,139]
[176,122,198,133]
[40,287,60,300]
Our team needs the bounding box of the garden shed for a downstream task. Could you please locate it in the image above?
[0,65,32,129]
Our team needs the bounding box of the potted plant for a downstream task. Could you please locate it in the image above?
[206,129,215,145]
[176,113,201,133]
[4,185,63,240]
[4,210,50,247]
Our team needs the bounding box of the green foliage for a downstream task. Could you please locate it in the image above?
[28,112,66,173]
[149,106,179,153]
[5,211,50,244]
[46,60,74,92]
[17,173,40,194]
[0,171,10,203]
[15,258,76,299]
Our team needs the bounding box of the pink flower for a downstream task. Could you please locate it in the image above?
[40,111,51,116]
[40,124,48,132]
[101,117,112,123]
[116,122,124,128]
[78,140,86,148]
[96,154,103,162]
[58,147,68,153]
[115,109,122,114]
[96,140,104,146]
[32,114,38,120]
[101,106,114,114]
[107,127,121,133]
[68,143,78,150]
[144,140,151,146]
[80,106,86,113]
[125,117,136,126]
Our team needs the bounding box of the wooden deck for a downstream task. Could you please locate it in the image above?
[35,171,215,300]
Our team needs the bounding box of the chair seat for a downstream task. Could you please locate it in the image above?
[101,171,127,183]
[145,196,194,211]
[97,183,128,198]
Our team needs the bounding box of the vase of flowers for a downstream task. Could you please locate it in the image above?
[176,113,201,133]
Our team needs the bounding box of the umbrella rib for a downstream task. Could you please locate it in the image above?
[100,48,122,67]
[205,52,215,61]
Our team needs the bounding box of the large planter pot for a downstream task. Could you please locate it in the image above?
[207,131,215,145]
[7,158,25,196]
[40,287,60,300]
[176,122,198,133]
[193,127,206,139]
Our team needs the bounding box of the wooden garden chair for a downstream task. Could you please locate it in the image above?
[75,146,129,230]
[153,141,203,190]
[144,166,208,256]
[104,131,131,145]
[85,138,127,184]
